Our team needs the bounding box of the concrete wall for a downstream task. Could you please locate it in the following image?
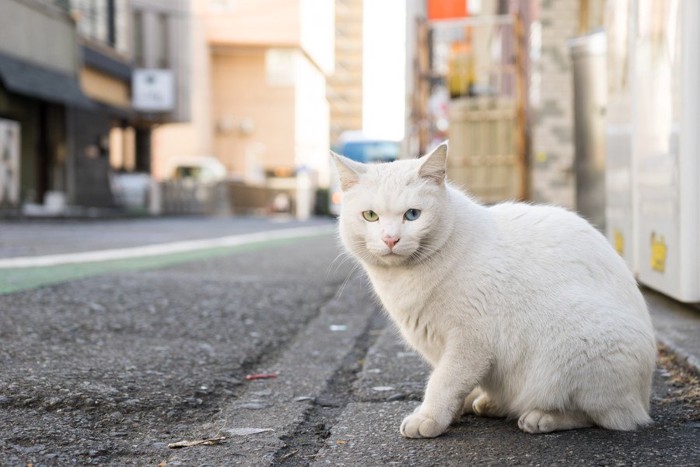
[202,0,301,47]
[152,0,333,188]
[0,0,79,75]
[328,0,363,144]
[210,47,296,177]
[531,0,578,208]
[131,0,192,122]
[295,53,330,186]
[151,4,211,179]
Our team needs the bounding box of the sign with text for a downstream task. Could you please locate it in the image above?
[132,69,175,112]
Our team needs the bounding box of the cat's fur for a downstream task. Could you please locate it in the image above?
[332,143,656,438]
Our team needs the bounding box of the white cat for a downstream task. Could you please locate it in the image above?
[332,143,656,438]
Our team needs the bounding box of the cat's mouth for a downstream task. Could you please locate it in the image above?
[375,249,411,265]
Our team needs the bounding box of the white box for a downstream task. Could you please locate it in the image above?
[630,0,700,302]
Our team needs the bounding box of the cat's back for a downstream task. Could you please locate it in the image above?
[488,201,609,257]
[485,201,645,312]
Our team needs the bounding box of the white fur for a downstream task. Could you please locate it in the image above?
[332,144,656,438]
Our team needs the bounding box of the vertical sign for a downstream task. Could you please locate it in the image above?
[0,118,20,206]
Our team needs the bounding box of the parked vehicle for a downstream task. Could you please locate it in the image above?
[329,133,400,215]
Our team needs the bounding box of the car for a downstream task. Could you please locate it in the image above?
[329,134,400,215]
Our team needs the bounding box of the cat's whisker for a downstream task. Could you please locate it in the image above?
[334,262,362,299]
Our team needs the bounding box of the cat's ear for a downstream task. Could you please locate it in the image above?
[330,151,367,191]
[418,142,448,185]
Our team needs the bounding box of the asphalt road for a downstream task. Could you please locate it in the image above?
[0,217,698,466]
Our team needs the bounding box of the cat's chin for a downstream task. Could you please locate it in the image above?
[370,251,412,267]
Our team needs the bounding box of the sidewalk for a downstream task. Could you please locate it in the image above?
[0,218,698,465]
[645,288,700,373]
[309,286,700,466]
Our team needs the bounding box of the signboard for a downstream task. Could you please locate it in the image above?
[132,69,175,112]
[428,0,468,20]
[0,118,20,206]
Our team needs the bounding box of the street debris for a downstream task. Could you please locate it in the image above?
[279,449,299,461]
[371,386,395,392]
[245,373,278,381]
[293,396,315,402]
[329,324,348,332]
[167,436,226,449]
[221,427,273,436]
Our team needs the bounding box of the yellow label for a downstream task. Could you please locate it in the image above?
[650,232,667,273]
[613,229,624,256]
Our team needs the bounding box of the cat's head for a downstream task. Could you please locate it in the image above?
[332,143,451,267]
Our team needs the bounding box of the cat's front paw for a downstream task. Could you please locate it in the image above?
[400,412,448,438]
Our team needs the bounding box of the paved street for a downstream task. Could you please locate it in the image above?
[0,217,698,466]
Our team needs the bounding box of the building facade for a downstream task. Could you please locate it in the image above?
[0,0,92,212]
[152,0,334,193]
[327,0,363,145]
[0,0,191,215]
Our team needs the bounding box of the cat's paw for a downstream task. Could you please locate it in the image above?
[472,393,505,418]
[518,409,557,433]
[400,412,448,438]
[518,409,591,434]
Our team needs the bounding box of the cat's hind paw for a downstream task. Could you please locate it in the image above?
[400,412,448,438]
[472,393,505,418]
[518,409,591,434]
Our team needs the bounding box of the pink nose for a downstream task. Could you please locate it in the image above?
[383,236,400,249]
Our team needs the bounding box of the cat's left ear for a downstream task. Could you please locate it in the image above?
[330,151,367,191]
[418,142,448,185]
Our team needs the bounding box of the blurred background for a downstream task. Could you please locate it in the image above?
[0,0,698,301]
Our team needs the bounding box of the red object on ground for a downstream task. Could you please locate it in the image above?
[245,373,278,381]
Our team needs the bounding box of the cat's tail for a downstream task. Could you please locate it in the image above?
[588,400,653,431]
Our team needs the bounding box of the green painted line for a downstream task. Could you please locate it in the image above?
[0,236,307,295]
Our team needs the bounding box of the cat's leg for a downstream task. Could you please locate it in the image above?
[400,344,491,439]
[518,409,592,434]
[459,387,482,416]
[472,392,507,418]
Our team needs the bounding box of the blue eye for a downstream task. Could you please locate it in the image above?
[404,209,421,221]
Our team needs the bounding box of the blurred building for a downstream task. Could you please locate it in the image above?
[327,0,363,145]
[405,0,533,203]
[70,0,191,210]
[0,0,191,215]
[69,0,134,208]
[530,0,605,209]
[0,0,92,213]
[404,0,611,209]
[151,0,335,196]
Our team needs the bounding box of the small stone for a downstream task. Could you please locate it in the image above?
[293,396,314,402]
[315,397,340,408]
[238,402,270,410]
[371,386,395,392]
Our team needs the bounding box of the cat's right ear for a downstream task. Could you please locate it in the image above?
[330,151,366,191]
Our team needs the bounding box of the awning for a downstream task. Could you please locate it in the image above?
[0,53,95,109]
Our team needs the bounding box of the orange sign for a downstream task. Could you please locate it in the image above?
[428,0,468,20]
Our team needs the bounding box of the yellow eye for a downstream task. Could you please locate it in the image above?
[362,210,379,222]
